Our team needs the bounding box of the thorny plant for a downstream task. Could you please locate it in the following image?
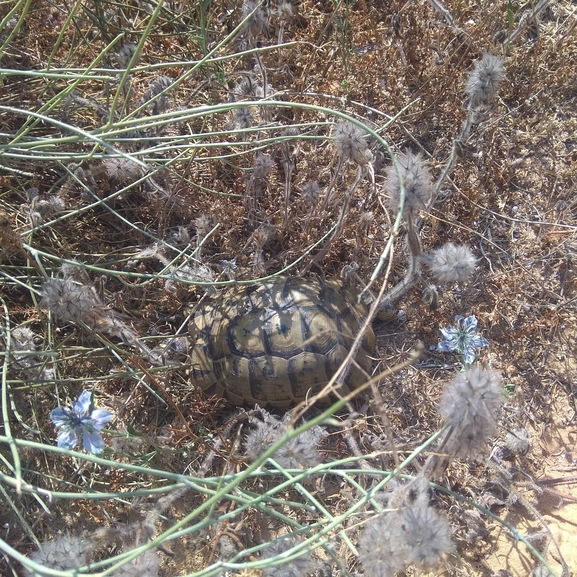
[0,1,574,576]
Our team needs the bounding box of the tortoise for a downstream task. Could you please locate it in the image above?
[188,276,376,409]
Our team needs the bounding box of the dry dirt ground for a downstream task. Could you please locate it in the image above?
[1,1,576,576]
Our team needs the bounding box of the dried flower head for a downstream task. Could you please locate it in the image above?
[505,428,531,456]
[424,242,477,283]
[104,157,145,185]
[24,534,92,575]
[244,411,325,469]
[386,151,433,217]
[272,0,296,23]
[401,500,454,569]
[253,152,275,180]
[358,512,407,577]
[242,0,269,38]
[437,315,488,365]
[140,75,173,114]
[116,43,138,68]
[439,366,504,459]
[301,181,321,208]
[359,480,453,576]
[261,536,314,577]
[251,223,277,274]
[233,106,254,129]
[50,390,113,454]
[465,53,504,106]
[333,121,371,165]
[113,549,160,577]
[41,279,105,326]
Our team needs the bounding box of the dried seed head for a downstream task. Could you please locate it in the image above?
[359,480,453,577]
[465,53,504,106]
[359,511,407,577]
[244,411,325,469]
[194,214,212,245]
[386,151,433,217]
[272,1,296,23]
[116,43,138,68]
[41,279,106,326]
[104,157,145,185]
[234,74,259,97]
[114,549,160,577]
[24,534,92,575]
[333,121,371,165]
[242,0,269,38]
[424,242,477,283]
[439,366,504,459]
[233,107,253,129]
[252,223,277,249]
[252,152,274,180]
[140,75,173,113]
[301,181,321,208]
[401,500,454,569]
[505,428,531,456]
[167,226,190,246]
[261,536,314,577]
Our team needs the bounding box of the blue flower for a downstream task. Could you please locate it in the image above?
[50,390,113,454]
[437,315,488,365]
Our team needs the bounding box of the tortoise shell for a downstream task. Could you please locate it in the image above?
[188,276,375,409]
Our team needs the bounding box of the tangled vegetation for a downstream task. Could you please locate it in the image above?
[1,1,576,576]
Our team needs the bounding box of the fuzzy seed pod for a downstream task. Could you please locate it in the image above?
[104,157,145,186]
[465,53,504,106]
[261,537,313,577]
[424,242,477,283]
[301,181,321,208]
[333,121,371,165]
[252,152,274,180]
[386,151,433,217]
[24,534,92,575]
[359,496,453,576]
[439,366,504,460]
[113,549,160,577]
[244,410,325,469]
[242,0,269,38]
[41,279,107,327]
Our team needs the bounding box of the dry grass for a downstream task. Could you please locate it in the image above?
[1,0,576,576]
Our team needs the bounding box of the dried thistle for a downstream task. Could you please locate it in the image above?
[505,428,531,456]
[251,223,277,274]
[439,366,504,460]
[252,152,274,180]
[244,410,325,469]
[242,0,269,39]
[233,107,254,129]
[359,479,453,576]
[115,43,138,68]
[424,242,477,284]
[261,536,314,577]
[139,75,173,114]
[112,549,160,577]
[24,533,92,575]
[333,120,371,165]
[301,181,321,209]
[41,279,109,327]
[465,53,504,106]
[104,157,145,186]
[386,150,433,218]
[194,214,212,257]
[40,279,158,362]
